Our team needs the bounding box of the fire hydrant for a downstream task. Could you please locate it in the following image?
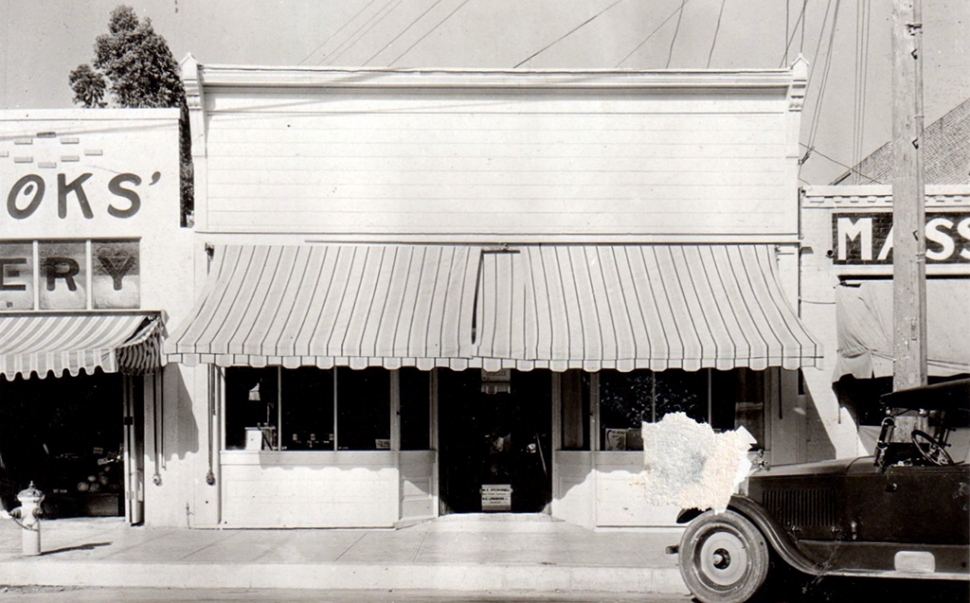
[1,482,44,556]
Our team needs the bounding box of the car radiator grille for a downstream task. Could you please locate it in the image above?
[763,488,836,529]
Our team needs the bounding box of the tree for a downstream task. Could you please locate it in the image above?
[68,64,107,109]
[69,5,194,225]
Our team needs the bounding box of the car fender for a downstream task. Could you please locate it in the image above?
[677,496,828,577]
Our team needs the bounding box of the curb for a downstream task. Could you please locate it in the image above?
[0,560,689,595]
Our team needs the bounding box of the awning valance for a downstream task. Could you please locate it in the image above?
[0,313,163,380]
[835,280,970,381]
[165,244,821,372]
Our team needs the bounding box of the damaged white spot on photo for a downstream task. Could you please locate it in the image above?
[641,412,757,514]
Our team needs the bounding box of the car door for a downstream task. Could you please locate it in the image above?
[885,464,970,545]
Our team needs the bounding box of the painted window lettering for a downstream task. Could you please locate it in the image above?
[832,211,970,265]
[5,171,160,220]
[0,257,28,291]
[0,240,140,310]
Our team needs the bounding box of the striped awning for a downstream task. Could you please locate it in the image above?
[165,244,820,372]
[0,313,163,380]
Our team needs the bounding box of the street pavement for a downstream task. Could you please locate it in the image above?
[0,586,691,602]
[0,582,967,603]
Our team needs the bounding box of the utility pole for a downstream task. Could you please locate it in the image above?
[891,0,927,392]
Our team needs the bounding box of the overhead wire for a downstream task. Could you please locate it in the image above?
[363,0,447,66]
[798,0,834,167]
[706,0,727,68]
[806,0,841,161]
[296,0,380,66]
[854,0,863,165]
[615,0,691,68]
[799,142,881,183]
[858,0,871,170]
[320,0,405,66]
[514,0,625,68]
[799,0,807,54]
[665,0,687,69]
[785,0,790,66]
[850,0,871,172]
[778,0,809,67]
[390,0,473,66]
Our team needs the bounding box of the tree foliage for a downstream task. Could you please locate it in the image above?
[68,64,107,109]
[69,5,194,224]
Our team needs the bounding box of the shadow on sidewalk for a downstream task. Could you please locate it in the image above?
[41,542,111,556]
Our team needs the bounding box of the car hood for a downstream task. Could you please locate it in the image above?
[750,456,874,479]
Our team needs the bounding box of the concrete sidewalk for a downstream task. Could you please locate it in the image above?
[0,514,688,596]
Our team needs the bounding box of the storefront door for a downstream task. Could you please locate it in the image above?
[438,370,551,514]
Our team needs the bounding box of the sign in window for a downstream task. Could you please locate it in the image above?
[0,239,140,311]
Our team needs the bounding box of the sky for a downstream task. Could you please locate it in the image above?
[1,0,968,185]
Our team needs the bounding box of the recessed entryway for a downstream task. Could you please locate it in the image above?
[438,369,551,514]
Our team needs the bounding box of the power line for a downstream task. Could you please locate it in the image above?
[807,0,840,153]
[856,0,871,168]
[297,0,380,66]
[801,0,836,166]
[799,142,882,184]
[778,0,809,67]
[665,0,687,69]
[389,0,473,66]
[321,0,405,66]
[785,0,790,66]
[799,0,807,54]
[363,0,447,66]
[852,0,862,165]
[707,0,727,68]
[514,0,625,69]
[804,0,832,103]
[317,0,398,65]
[615,0,691,67]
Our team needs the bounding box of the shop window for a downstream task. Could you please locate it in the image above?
[400,368,430,450]
[560,370,590,450]
[733,368,766,445]
[0,371,126,517]
[336,368,390,450]
[599,369,767,451]
[281,368,334,450]
[224,367,279,451]
[224,367,393,451]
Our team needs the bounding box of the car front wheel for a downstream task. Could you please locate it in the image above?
[678,510,770,603]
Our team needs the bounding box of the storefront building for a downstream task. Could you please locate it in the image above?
[160,57,821,529]
[800,184,970,460]
[0,109,192,523]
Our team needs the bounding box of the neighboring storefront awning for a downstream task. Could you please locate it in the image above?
[835,280,970,381]
[165,245,821,372]
[0,313,163,380]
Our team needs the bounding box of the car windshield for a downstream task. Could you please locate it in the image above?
[875,378,970,467]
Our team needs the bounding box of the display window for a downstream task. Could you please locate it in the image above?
[596,368,768,451]
[0,370,127,517]
[223,366,430,451]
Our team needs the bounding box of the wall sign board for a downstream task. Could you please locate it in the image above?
[832,211,970,265]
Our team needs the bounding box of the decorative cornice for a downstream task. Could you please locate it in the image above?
[787,56,808,112]
[180,53,204,111]
[802,184,970,207]
[194,64,796,92]
[0,109,179,122]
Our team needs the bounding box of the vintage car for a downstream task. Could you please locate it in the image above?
[671,378,970,603]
